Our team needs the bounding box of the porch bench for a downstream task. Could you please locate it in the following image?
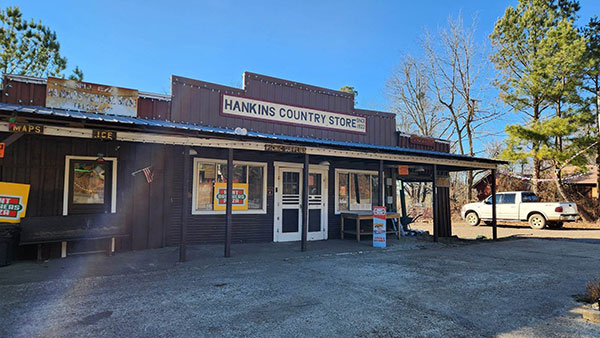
[18,214,128,260]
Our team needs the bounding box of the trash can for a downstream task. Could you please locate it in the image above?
[0,224,20,267]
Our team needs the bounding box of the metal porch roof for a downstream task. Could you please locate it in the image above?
[0,103,504,166]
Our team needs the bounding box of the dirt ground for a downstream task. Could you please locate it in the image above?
[1,236,600,337]
[411,220,600,240]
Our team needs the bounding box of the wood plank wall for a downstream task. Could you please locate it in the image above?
[0,133,172,251]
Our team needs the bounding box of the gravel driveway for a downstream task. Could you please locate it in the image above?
[1,237,599,337]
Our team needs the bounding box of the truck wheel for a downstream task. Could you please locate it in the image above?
[548,221,563,229]
[528,214,546,229]
[465,212,480,226]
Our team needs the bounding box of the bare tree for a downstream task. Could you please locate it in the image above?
[422,14,497,201]
[386,56,447,137]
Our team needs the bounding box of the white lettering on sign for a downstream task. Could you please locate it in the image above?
[221,94,367,134]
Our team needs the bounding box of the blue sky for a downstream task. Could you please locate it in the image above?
[7,0,600,152]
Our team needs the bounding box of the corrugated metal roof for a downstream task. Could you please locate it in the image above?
[0,103,502,164]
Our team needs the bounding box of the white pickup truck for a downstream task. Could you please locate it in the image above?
[461,191,579,229]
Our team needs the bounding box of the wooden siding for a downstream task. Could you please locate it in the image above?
[170,74,398,146]
[0,133,172,251]
[1,76,170,120]
[398,134,450,153]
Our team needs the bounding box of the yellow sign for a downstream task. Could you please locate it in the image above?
[46,77,138,117]
[214,183,248,211]
[0,182,30,223]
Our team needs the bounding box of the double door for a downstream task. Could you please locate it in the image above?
[274,165,328,242]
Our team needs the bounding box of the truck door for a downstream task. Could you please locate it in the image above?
[497,193,518,219]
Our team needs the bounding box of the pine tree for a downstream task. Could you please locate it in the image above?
[490,0,587,196]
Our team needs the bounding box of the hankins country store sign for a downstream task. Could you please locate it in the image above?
[221,94,367,134]
[213,183,248,211]
[0,182,30,223]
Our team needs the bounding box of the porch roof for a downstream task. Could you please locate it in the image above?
[0,103,506,171]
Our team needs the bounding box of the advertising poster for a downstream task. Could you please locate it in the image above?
[214,183,248,211]
[0,182,30,223]
[373,206,386,248]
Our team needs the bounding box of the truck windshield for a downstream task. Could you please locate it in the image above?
[521,192,539,203]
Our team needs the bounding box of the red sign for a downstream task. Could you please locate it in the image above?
[409,135,435,148]
[0,196,23,218]
[398,165,409,176]
[0,143,4,158]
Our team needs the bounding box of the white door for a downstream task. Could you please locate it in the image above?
[274,165,328,242]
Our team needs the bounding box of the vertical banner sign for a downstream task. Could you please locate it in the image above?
[0,143,4,158]
[373,206,386,248]
[0,182,30,223]
[214,183,248,211]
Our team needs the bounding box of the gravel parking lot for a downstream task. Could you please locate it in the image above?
[1,237,599,337]
[411,220,600,241]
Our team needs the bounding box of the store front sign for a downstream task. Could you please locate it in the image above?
[373,206,386,248]
[214,183,248,211]
[222,94,367,134]
[9,123,43,134]
[0,182,30,223]
[92,130,117,140]
[264,144,306,154]
[46,77,138,117]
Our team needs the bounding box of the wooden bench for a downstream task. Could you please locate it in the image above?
[340,211,402,242]
[18,214,128,260]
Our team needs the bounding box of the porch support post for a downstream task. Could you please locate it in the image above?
[301,153,309,252]
[491,169,497,240]
[432,164,438,242]
[225,148,233,257]
[179,145,190,263]
[378,160,384,207]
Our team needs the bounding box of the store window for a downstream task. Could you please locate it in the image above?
[192,158,267,214]
[64,156,117,215]
[335,169,379,213]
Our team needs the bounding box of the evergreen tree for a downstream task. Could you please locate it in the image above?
[490,0,587,196]
[0,6,82,79]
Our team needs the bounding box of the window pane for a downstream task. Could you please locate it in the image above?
[350,173,371,210]
[372,175,379,206]
[308,173,321,195]
[248,166,263,209]
[283,172,300,195]
[218,164,247,183]
[72,162,106,204]
[338,173,348,211]
[216,163,227,183]
[196,163,216,211]
[503,193,516,204]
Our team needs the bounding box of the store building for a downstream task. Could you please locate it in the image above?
[0,73,503,260]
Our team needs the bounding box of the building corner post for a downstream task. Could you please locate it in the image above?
[378,160,384,207]
[432,164,438,242]
[491,169,497,240]
[225,148,233,257]
[301,153,309,252]
[179,145,191,263]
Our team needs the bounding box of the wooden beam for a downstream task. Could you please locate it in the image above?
[301,153,309,251]
[1,132,24,147]
[378,160,384,207]
[179,146,190,262]
[224,148,233,257]
[491,169,497,240]
[432,164,438,242]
